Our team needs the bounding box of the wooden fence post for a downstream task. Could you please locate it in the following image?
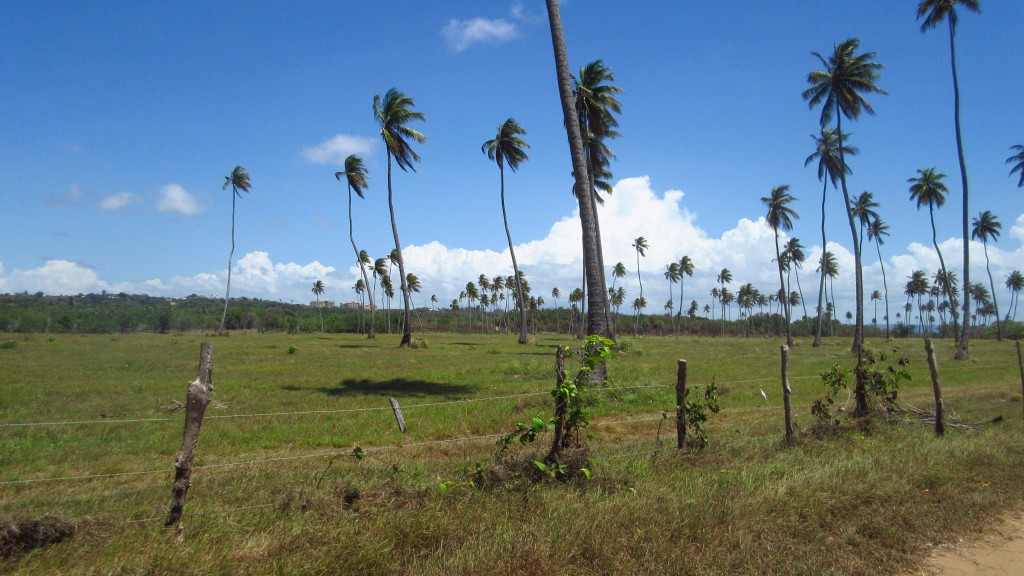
[166,342,213,528]
[924,338,944,437]
[781,345,793,445]
[676,359,687,449]
[546,346,569,464]
[389,398,407,433]
[1017,341,1024,421]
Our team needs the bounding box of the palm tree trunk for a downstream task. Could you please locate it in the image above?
[813,180,828,347]
[835,113,863,357]
[218,191,237,334]
[949,19,971,360]
[385,149,413,347]
[875,240,891,340]
[929,206,957,341]
[983,243,1001,341]
[775,234,793,346]
[349,187,376,339]
[499,166,529,344]
[546,0,610,351]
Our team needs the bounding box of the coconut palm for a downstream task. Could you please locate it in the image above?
[312,280,326,333]
[544,0,610,353]
[218,166,251,334]
[1008,144,1024,187]
[783,237,810,335]
[336,154,375,339]
[677,256,694,329]
[917,0,981,358]
[850,191,880,256]
[716,268,733,336]
[374,87,426,348]
[804,38,887,361]
[867,218,892,339]
[483,118,531,344]
[632,236,649,306]
[909,167,960,340]
[664,262,681,335]
[1006,270,1024,321]
[905,270,930,334]
[870,290,882,327]
[763,185,799,346]
[805,128,857,347]
[971,210,1002,340]
[817,252,840,336]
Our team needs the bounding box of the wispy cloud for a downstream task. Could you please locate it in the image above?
[442,17,518,52]
[157,184,201,217]
[99,191,138,211]
[301,134,376,165]
[45,183,86,207]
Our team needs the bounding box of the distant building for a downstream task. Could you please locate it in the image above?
[309,300,335,308]
[342,301,376,311]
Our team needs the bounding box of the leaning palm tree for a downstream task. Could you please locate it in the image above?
[1007,144,1024,187]
[1006,270,1024,321]
[374,88,426,348]
[917,0,981,359]
[544,0,610,355]
[971,210,1002,340]
[763,185,799,346]
[867,217,893,339]
[632,236,649,310]
[483,118,531,344]
[335,154,375,339]
[805,128,857,347]
[804,38,886,360]
[664,262,681,335]
[311,280,326,333]
[909,167,960,341]
[218,166,251,334]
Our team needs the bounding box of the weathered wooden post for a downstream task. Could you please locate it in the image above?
[1017,341,1024,421]
[676,359,687,449]
[924,338,944,437]
[166,342,213,527]
[389,398,407,433]
[781,345,793,445]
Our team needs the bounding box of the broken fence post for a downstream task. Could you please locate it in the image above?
[676,359,687,449]
[924,338,944,437]
[781,345,793,445]
[389,397,407,434]
[166,342,213,528]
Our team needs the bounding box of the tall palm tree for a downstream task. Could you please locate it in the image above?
[1007,144,1024,187]
[545,0,610,353]
[374,88,426,348]
[336,154,375,339]
[1005,270,1023,321]
[311,280,326,333]
[483,118,531,344]
[917,0,981,359]
[219,166,251,334]
[611,262,627,292]
[817,251,840,336]
[664,262,681,335]
[804,38,887,361]
[971,210,1002,340]
[677,256,694,330]
[805,128,857,347]
[763,185,799,346]
[867,217,892,339]
[783,237,810,334]
[909,167,960,340]
[632,236,648,310]
[716,268,733,336]
[871,290,882,326]
[851,191,880,257]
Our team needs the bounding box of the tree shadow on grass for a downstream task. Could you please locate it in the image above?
[285,378,475,398]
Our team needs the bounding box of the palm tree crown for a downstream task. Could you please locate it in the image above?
[762,185,798,233]
[803,38,888,128]
[374,88,426,172]
[908,167,948,210]
[336,155,369,197]
[1007,144,1024,188]
[917,0,980,32]
[482,118,530,173]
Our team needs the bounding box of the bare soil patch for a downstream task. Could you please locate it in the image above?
[910,508,1024,575]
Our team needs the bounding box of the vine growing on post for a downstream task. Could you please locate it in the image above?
[813,348,909,425]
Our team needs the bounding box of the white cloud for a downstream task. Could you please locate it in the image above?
[442,17,518,52]
[1011,213,1024,242]
[301,134,376,165]
[99,191,137,211]
[158,184,201,217]
[16,260,104,295]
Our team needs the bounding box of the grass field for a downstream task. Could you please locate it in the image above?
[2,331,1023,574]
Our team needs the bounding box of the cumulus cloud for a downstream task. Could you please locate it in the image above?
[442,17,517,52]
[157,184,201,217]
[1011,213,1024,242]
[99,191,138,211]
[4,260,105,295]
[301,134,376,165]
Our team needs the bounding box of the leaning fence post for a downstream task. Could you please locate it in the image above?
[781,345,793,445]
[1017,341,1024,421]
[389,398,407,433]
[676,359,687,449]
[166,342,213,528]
[924,338,944,437]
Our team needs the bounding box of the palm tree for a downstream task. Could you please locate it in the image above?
[632,296,647,335]
[867,217,892,340]
[664,262,681,335]
[917,0,981,359]
[905,270,930,335]
[483,118,531,344]
[354,279,366,333]
[817,252,840,336]
[544,0,610,352]
[336,154,375,339]
[632,236,649,309]
[804,38,887,361]
[716,268,732,336]
[971,210,1002,340]
[783,237,810,335]
[871,290,882,327]
[763,185,798,346]
[805,128,857,347]
[374,88,426,348]
[909,167,960,340]
[850,191,880,256]
[311,280,326,333]
[1007,144,1024,187]
[678,256,694,331]
[1005,270,1023,321]
[218,166,251,334]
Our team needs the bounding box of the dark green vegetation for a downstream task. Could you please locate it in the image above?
[2,332,1023,574]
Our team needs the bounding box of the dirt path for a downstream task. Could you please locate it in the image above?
[909,509,1024,575]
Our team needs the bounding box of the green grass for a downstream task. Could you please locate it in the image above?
[2,332,1023,574]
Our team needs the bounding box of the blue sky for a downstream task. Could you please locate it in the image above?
[2,1,1023,321]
